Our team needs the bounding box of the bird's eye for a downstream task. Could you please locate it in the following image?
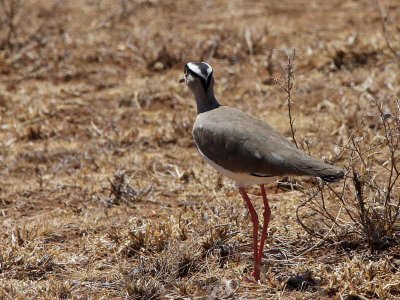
[184,69,188,76]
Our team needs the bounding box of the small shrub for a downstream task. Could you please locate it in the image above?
[297,99,400,252]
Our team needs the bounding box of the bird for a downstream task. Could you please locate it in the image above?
[180,61,344,281]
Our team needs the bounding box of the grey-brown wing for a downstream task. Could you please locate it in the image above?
[193,106,343,179]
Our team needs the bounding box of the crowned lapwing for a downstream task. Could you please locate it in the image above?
[180,62,344,281]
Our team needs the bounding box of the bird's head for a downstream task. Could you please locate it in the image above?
[180,62,214,92]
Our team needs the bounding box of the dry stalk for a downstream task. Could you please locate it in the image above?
[297,98,400,252]
[0,0,67,81]
[275,49,299,148]
[0,0,62,52]
[376,0,400,62]
[0,0,20,50]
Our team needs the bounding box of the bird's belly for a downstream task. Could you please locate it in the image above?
[196,147,276,187]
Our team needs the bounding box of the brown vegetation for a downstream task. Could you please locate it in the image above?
[1,0,399,299]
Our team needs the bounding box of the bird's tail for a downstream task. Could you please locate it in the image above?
[320,169,345,183]
[311,162,344,183]
[294,152,345,183]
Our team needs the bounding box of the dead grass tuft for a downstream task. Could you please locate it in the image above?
[286,270,319,291]
[105,170,151,207]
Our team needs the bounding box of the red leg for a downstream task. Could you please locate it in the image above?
[258,184,271,262]
[239,186,260,281]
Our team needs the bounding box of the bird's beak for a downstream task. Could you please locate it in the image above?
[179,77,185,83]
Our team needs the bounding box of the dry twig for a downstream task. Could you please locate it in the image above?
[376,0,400,62]
[275,49,299,148]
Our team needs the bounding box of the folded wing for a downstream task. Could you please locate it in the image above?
[193,106,344,181]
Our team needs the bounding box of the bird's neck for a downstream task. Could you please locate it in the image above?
[193,88,220,114]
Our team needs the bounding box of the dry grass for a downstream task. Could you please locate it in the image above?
[1,0,400,299]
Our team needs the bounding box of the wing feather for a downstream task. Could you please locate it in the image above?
[193,106,343,180]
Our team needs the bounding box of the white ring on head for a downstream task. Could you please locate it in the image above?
[187,62,212,81]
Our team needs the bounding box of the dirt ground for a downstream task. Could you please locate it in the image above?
[1,0,400,299]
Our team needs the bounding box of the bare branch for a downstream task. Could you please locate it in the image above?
[376,0,400,62]
[298,97,400,252]
[275,48,299,148]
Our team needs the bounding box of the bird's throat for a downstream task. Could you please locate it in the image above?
[194,90,220,114]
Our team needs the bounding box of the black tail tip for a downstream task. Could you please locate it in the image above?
[320,170,345,183]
